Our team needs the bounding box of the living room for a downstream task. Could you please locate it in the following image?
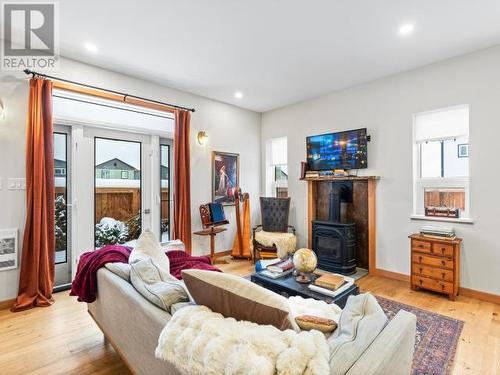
[0,1,499,374]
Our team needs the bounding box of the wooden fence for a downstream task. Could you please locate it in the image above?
[424,190,465,210]
[54,187,170,224]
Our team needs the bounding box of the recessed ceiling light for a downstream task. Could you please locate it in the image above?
[234,91,244,99]
[398,23,415,36]
[85,42,98,53]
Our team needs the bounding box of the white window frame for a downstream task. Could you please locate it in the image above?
[265,137,288,197]
[412,105,472,223]
[272,164,288,197]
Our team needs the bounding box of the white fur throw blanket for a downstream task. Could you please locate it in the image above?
[254,231,297,259]
[155,305,330,375]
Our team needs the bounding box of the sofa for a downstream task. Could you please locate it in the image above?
[88,268,416,375]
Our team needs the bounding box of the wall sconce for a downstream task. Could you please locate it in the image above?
[0,99,6,121]
[197,131,208,145]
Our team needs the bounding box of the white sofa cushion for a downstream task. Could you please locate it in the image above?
[104,262,131,281]
[329,293,388,375]
[129,230,176,281]
[130,258,189,313]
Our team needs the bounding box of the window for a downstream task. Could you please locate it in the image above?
[266,137,288,197]
[413,105,470,220]
[121,171,129,179]
[101,170,110,179]
[54,132,68,264]
[160,142,171,242]
[94,138,142,247]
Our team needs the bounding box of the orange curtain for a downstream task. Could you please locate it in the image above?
[12,78,55,312]
[173,109,192,253]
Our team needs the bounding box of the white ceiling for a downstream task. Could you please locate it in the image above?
[56,0,500,112]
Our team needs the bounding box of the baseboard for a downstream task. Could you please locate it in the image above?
[0,298,15,311]
[374,268,410,282]
[374,268,500,304]
[214,250,232,258]
[459,287,500,305]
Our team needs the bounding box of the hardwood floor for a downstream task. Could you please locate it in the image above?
[0,258,498,374]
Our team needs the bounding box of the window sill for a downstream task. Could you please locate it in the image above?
[410,215,474,224]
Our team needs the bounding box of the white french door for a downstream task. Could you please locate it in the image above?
[70,126,156,275]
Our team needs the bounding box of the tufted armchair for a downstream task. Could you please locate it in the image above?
[253,197,296,262]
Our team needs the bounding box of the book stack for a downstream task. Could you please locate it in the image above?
[308,273,355,297]
[420,225,456,240]
[260,259,294,279]
[305,170,319,179]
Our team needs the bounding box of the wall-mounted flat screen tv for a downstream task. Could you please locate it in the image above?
[306,128,368,171]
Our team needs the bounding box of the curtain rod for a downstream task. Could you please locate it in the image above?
[23,69,196,113]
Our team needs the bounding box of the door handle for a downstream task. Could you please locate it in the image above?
[144,209,151,214]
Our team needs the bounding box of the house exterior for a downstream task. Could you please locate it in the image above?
[55,159,67,177]
[96,158,140,179]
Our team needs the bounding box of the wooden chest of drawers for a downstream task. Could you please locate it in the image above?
[409,234,462,301]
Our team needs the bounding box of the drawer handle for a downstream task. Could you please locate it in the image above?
[419,279,423,286]
[441,248,446,255]
[419,256,423,262]
[441,260,446,267]
[418,244,424,248]
[442,272,446,280]
[419,267,423,274]
[441,284,445,291]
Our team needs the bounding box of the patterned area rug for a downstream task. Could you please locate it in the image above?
[376,296,464,375]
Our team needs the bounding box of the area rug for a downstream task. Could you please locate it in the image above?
[376,296,464,375]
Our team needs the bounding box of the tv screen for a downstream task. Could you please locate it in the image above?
[307,128,368,171]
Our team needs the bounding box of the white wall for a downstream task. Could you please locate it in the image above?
[0,57,261,301]
[262,46,500,295]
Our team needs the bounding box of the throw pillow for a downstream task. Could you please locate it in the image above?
[295,315,337,333]
[182,269,297,331]
[129,229,175,281]
[328,293,388,375]
[130,258,189,313]
[161,239,185,252]
[104,262,131,281]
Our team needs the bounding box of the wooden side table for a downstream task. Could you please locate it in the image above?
[193,227,228,265]
[409,234,462,301]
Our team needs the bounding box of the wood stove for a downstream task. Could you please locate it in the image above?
[312,181,357,275]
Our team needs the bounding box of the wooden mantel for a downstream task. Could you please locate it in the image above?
[302,175,380,182]
[304,176,380,275]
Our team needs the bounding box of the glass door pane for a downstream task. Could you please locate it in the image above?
[94,138,142,247]
[160,143,170,242]
[54,130,71,289]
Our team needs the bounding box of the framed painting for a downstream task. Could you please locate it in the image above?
[212,151,239,205]
[0,229,18,271]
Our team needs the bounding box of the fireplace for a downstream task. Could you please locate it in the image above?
[312,181,357,275]
[312,221,356,275]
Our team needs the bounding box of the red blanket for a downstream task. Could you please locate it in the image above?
[166,250,222,279]
[70,246,221,303]
[70,245,132,303]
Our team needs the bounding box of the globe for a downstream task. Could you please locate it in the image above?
[292,248,318,283]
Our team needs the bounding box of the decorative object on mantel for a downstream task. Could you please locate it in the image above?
[409,233,462,301]
[292,248,318,283]
[300,161,308,180]
[0,229,18,271]
[375,295,464,375]
[212,151,239,206]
